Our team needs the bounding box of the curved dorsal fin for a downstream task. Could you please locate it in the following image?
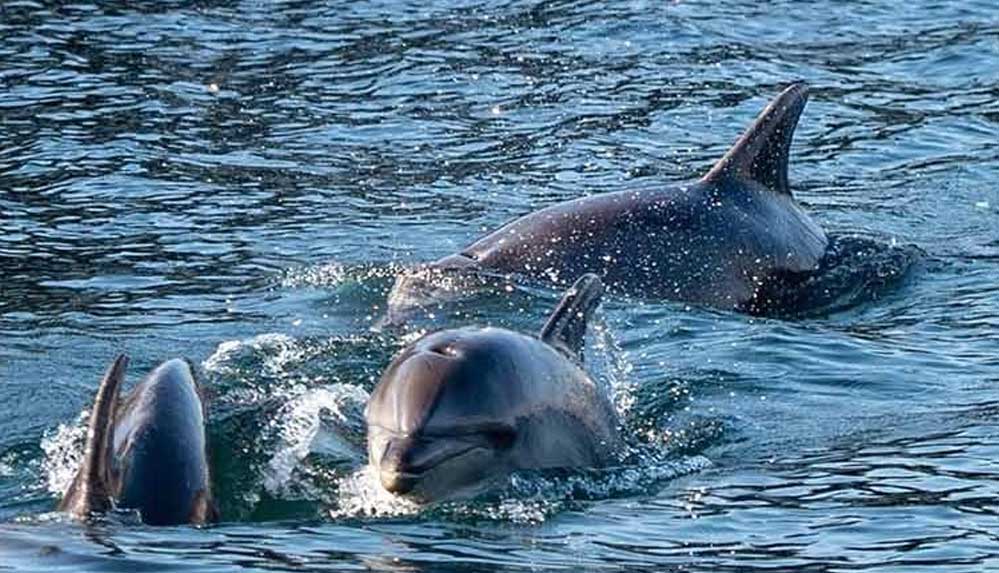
[58,354,128,517]
[701,82,809,196]
[539,274,604,361]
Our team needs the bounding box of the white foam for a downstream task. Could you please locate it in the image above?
[326,454,712,523]
[279,262,348,288]
[263,384,368,496]
[437,455,712,524]
[279,261,406,289]
[590,314,636,417]
[202,332,302,377]
[329,465,421,518]
[39,411,89,495]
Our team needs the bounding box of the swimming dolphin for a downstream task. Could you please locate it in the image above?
[58,355,217,525]
[367,274,618,502]
[386,82,827,320]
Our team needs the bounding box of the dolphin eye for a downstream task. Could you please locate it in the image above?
[486,427,516,450]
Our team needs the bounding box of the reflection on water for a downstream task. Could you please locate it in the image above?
[1,0,998,571]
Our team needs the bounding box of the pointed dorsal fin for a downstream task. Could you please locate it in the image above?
[59,354,128,517]
[701,82,809,196]
[539,274,604,361]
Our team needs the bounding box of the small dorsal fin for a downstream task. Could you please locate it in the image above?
[58,354,128,517]
[701,82,809,196]
[539,274,604,361]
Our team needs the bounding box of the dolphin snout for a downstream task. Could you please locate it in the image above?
[378,437,423,495]
[380,469,419,495]
[379,436,415,470]
[376,435,483,498]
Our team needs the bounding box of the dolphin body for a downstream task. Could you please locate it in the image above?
[59,356,217,525]
[367,274,618,502]
[387,82,827,320]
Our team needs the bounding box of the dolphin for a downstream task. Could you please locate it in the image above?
[366,274,618,502]
[386,82,827,321]
[59,355,217,525]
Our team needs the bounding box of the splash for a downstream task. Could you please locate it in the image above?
[589,312,636,417]
[278,261,404,289]
[386,266,472,312]
[751,233,924,316]
[201,333,316,413]
[203,332,383,390]
[39,411,89,496]
[279,262,349,289]
[201,332,365,409]
[203,332,305,379]
[329,465,422,519]
[478,454,713,520]
[263,384,369,496]
[327,455,712,524]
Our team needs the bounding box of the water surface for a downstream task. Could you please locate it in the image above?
[1,0,998,571]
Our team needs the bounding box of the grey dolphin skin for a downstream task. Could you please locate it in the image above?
[387,82,827,320]
[59,355,217,525]
[367,274,618,502]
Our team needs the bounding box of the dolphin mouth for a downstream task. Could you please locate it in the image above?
[379,469,422,495]
[406,441,483,474]
[378,442,489,497]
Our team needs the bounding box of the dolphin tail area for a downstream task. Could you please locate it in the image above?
[701,82,809,197]
[57,354,128,517]
[540,274,604,360]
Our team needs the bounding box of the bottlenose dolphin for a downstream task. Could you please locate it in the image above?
[59,355,217,525]
[366,274,618,502]
[386,82,827,320]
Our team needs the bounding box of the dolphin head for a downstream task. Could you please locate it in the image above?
[365,329,523,502]
[382,254,488,327]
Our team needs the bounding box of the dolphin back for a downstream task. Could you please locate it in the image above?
[114,358,216,525]
[382,83,829,317]
[59,356,216,525]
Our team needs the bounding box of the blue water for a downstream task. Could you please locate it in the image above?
[1,0,998,570]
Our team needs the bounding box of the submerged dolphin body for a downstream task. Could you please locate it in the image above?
[387,83,827,320]
[59,356,217,525]
[367,274,618,502]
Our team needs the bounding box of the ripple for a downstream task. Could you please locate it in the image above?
[1,0,998,571]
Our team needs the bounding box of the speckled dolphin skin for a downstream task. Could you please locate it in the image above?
[387,83,826,320]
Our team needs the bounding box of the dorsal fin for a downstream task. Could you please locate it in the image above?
[58,354,128,517]
[701,82,809,196]
[539,274,604,361]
